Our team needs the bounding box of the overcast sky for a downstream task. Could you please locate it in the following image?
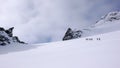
[0,0,119,44]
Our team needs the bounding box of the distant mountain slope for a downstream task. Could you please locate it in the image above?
[0,30,120,68]
[63,11,120,40]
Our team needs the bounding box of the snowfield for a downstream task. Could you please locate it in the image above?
[0,30,120,68]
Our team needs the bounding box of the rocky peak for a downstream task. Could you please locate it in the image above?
[5,27,14,37]
[0,27,25,46]
[63,28,82,41]
[101,11,120,22]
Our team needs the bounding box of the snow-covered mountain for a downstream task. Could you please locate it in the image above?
[63,11,120,40]
[0,30,120,68]
[0,27,25,45]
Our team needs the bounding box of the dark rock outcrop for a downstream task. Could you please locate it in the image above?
[0,27,25,46]
[63,28,82,41]
[5,27,14,37]
[13,36,25,44]
[100,11,120,22]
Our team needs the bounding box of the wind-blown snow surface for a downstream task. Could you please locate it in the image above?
[0,31,120,68]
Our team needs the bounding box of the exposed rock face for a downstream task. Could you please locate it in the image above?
[0,27,25,46]
[63,28,82,41]
[5,27,14,37]
[101,11,120,22]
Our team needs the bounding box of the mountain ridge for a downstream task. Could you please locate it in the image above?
[63,11,120,41]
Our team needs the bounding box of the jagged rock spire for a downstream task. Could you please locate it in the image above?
[5,27,14,37]
[63,28,82,41]
[63,28,73,41]
[0,27,25,46]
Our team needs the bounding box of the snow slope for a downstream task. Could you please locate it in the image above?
[0,30,120,68]
[81,19,120,37]
[81,11,120,37]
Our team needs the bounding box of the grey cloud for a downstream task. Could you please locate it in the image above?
[0,0,119,43]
